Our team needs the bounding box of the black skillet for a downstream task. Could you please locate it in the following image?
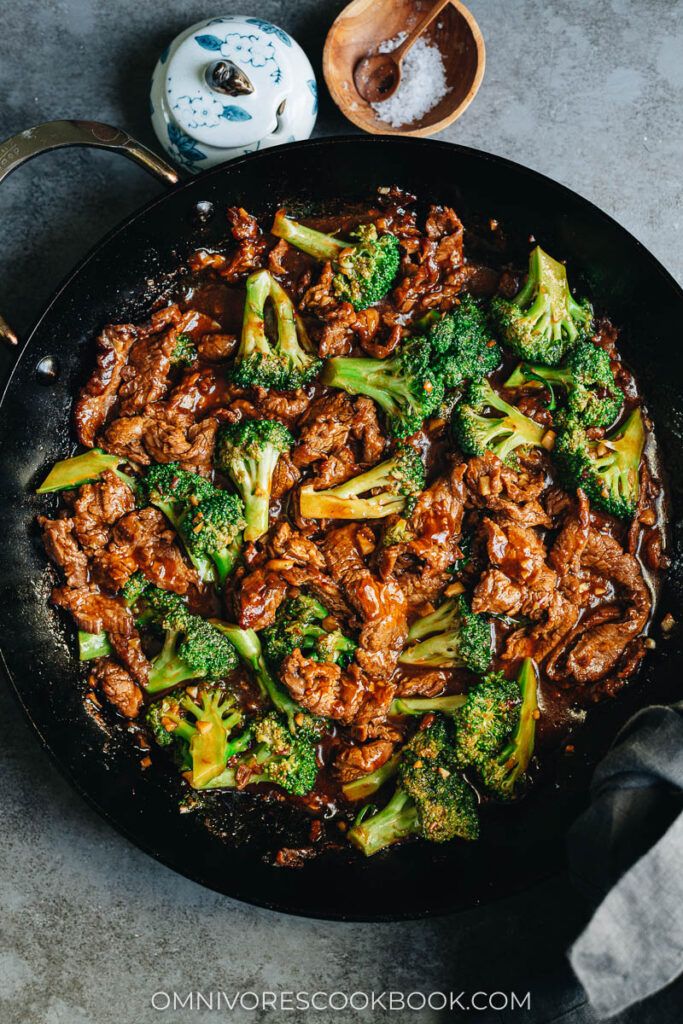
[0,124,682,921]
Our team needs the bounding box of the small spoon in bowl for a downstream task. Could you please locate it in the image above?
[353,0,452,104]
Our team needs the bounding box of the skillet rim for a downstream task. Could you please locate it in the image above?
[1,134,682,921]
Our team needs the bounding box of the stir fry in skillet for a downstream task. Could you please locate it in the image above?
[36,188,667,860]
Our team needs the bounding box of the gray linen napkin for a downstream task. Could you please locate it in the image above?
[567,702,683,1019]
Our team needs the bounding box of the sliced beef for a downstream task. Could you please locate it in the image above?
[92,507,198,595]
[234,566,288,631]
[377,461,466,609]
[334,739,396,783]
[464,451,551,528]
[322,524,408,680]
[68,471,135,557]
[89,658,143,718]
[74,323,138,446]
[38,516,88,587]
[472,517,557,621]
[281,649,363,723]
[52,586,134,636]
[545,528,651,692]
[108,630,150,687]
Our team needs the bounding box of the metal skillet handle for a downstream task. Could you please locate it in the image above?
[0,119,180,346]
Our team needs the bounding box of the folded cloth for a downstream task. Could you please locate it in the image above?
[567,702,683,1019]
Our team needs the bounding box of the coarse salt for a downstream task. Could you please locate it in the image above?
[371,32,449,128]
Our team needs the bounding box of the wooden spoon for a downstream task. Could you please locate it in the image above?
[353,0,452,103]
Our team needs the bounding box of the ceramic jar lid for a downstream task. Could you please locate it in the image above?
[151,16,318,171]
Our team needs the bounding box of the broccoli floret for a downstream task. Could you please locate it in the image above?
[262,595,357,670]
[146,686,243,788]
[201,710,320,796]
[214,419,294,542]
[348,718,479,856]
[470,659,539,800]
[452,671,522,769]
[299,446,425,521]
[138,463,217,580]
[180,491,245,585]
[504,341,623,428]
[322,336,444,438]
[554,407,645,519]
[272,209,400,311]
[36,447,135,493]
[121,571,150,606]
[399,595,492,675]
[171,332,198,368]
[211,620,325,738]
[428,295,501,389]
[232,269,322,390]
[452,378,548,465]
[390,695,467,717]
[140,588,238,693]
[490,246,593,366]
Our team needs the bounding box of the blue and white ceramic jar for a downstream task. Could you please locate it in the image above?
[150,16,318,172]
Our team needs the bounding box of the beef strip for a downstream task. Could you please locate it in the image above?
[74,323,138,446]
[334,738,396,783]
[545,527,651,693]
[52,586,134,636]
[108,629,150,687]
[68,471,135,557]
[464,451,552,528]
[322,524,408,680]
[38,516,88,587]
[89,658,143,718]
[92,507,199,595]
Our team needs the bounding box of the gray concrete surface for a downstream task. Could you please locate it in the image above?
[1,1,682,1022]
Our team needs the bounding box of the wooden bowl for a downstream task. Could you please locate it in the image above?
[323,0,485,137]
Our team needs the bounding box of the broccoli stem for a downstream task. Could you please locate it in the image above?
[322,357,405,418]
[299,458,408,520]
[228,447,281,543]
[237,270,272,364]
[211,621,303,729]
[152,498,216,582]
[342,753,401,802]
[78,629,113,661]
[268,275,315,359]
[36,448,132,493]
[272,209,348,262]
[390,695,467,716]
[348,789,418,857]
[496,657,538,793]
[145,630,198,694]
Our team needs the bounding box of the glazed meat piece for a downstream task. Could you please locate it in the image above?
[234,566,288,631]
[117,323,178,416]
[108,629,150,687]
[74,323,138,446]
[322,524,408,680]
[89,658,143,718]
[334,738,396,783]
[293,393,357,467]
[92,507,199,595]
[38,516,88,588]
[545,527,651,692]
[464,451,551,528]
[280,649,363,723]
[472,517,557,621]
[51,586,134,636]
[141,407,218,474]
[377,461,466,609]
[68,471,135,557]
